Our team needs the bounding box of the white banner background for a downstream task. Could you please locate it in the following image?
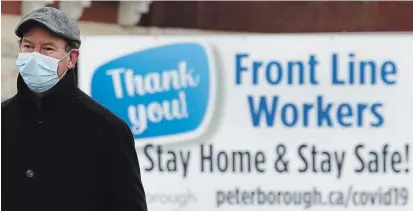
[79,34,413,211]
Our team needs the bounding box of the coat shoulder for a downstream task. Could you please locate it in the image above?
[73,89,129,130]
[2,96,17,111]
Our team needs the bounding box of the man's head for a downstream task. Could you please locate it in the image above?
[18,23,79,77]
[15,7,82,92]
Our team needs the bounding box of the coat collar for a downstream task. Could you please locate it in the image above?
[17,69,78,111]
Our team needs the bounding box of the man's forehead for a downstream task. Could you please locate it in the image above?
[22,26,65,45]
[21,38,57,46]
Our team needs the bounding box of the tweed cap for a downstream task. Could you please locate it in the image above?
[15,7,81,48]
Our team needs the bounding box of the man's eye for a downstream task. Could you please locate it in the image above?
[24,45,33,49]
[44,47,54,51]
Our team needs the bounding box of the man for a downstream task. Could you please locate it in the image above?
[2,7,147,211]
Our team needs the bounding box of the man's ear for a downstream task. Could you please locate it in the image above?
[67,49,80,69]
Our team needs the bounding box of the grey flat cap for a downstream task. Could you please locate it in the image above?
[15,7,81,48]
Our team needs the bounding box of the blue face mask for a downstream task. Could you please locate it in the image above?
[16,51,71,93]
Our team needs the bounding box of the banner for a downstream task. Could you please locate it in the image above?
[79,34,413,211]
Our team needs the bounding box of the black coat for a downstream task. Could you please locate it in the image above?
[2,70,147,211]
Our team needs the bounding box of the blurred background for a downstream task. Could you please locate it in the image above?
[2,1,413,101]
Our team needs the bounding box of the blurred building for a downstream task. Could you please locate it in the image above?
[2,1,412,100]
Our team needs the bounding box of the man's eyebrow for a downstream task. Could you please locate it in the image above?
[21,39,33,45]
[43,42,57,47]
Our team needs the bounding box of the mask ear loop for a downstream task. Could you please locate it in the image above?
[58,49,74,79]
[59,49,73,61]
